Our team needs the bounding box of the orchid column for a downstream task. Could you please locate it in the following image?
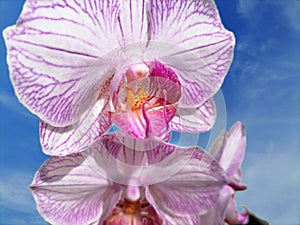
[1,0,254,225]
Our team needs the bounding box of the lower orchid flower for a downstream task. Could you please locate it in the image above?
[30,133,229,225]
[208,121,250,224]
[4,0,235,156]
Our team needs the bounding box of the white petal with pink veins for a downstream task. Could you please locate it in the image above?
[170,98,216,133]
[146,148,229,216]
[209,121,247,183]
[40,96,112,156]
[147,0,235,108]
[31,151,122,225]
[3,0,149,128]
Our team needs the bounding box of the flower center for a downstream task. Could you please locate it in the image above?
[126,86,149,110]
[104,198,162,225]
[109,61,181,140]
[123,198,140,214]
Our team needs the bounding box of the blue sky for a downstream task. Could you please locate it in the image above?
[0,1,299,224]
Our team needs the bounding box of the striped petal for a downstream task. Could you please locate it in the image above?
[3,0,122,126]
[96,133,194,186]
[153,212,200,225]
[146,148,228,216]
[147,189,229,225]
[30,151,122,225]
[147,0,235,108]
[198,186,231,224]
[3,0,149,127]
[116,0,149,49]
[40,95,111,156]
[169,98,216,132]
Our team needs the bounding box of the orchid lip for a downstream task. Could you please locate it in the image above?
[104,191,162,225]
[109,61,181,140]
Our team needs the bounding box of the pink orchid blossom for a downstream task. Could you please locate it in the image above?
[4,0,235,156]
[30,133,229,225]
[208,121,250,224]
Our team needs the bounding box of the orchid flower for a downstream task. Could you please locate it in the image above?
[208,121,250,224]
[4,0,235,156]
[30,133,229,225]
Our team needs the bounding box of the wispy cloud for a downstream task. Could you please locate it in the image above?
[237,0,259,20]
[0,91,36,119]
[238,0,300,32]
[236,141,300,224]
[0,171,49,225]
[226,1,300,110]
[4,217,48,225]
[282,1,300,32]
[0,172,36,213]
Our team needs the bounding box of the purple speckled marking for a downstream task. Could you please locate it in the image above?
[150,61,180,85]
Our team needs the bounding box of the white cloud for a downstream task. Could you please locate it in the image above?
[8,217,48,225]
[229,13,299,105]
[0,91,35,118]
[237,0,257,17]
[238,0,300,32]
[0,172,36,213]
[0,171,50,224]
[235,142,300,224]
[283,1,300,31]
